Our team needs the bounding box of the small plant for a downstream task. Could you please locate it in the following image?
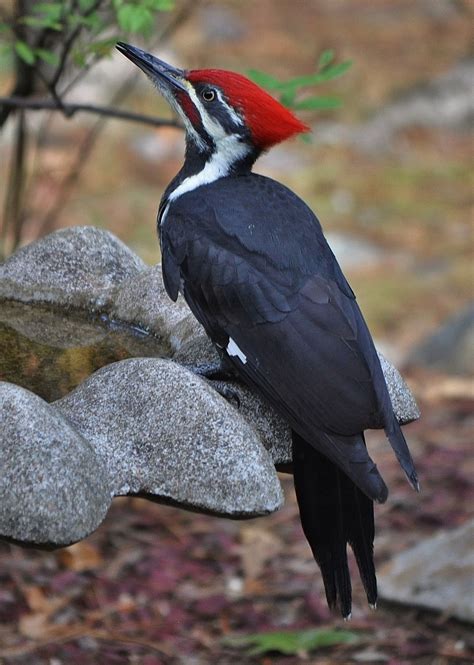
[248,49,352,111]
[225,627,359,657]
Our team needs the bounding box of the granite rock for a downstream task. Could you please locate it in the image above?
[56,358,283,517]
[0,382,111,546]
[378,352,420,424]
[379,520,474,623]
[0,226,145,310]
[110,264,202,354]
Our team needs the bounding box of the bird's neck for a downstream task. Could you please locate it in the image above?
[161,135,259,208]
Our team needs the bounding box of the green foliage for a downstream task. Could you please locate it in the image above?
[1,0,175,70]
[248,49,352,112]
[225,627,359,656]
[14,40,35,65]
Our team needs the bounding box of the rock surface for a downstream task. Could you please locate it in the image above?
[110,264,203,354]
[0,226,145,309]
[0,358,284,546]
[0,226,422,547]
[379,520,474,623]
[406,304,474,376]
[56,358,283,518]
[0,382,111,545]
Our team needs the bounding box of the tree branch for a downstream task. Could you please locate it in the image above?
[49,0,104,92]
[0,96,182,129]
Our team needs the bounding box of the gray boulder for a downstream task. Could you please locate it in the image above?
[56,358,283,517]
[110,264,203,354]
[406,304,474,376]
[0,357,284,547]
[0,382,111,546]
[379,520,474,623]
[0,226,145,309]
[378,352,420,423]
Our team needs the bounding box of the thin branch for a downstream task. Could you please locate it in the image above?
[0,96,182,129]
[49,0,104,92]
[1,111,28,256]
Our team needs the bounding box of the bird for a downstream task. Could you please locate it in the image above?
[116,42,419,619]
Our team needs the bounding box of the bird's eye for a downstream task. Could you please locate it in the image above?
[202,89,216,102]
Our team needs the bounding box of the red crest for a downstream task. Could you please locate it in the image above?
[187,69,310,149]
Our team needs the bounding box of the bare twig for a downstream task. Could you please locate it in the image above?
[0,627,174,659]
[0,96,182,129]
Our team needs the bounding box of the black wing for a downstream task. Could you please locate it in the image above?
[160,174,417,501]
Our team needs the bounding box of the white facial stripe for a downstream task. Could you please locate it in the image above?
[187,85,227,140]
[169,134,249,201]
[226,338,247,364]
[165,80,250,202]
[216,89,244,127]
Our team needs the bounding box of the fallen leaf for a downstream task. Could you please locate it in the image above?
[57,541,103,572]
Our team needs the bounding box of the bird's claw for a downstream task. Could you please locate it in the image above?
[189,361,235,382]
[212,383,241,409]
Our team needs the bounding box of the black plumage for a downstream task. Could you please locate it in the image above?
[115,42,419,618]
[160,174,417,615]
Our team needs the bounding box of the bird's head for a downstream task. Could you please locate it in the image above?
[116,42,309,169]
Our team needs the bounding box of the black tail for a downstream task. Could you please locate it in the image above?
[292,432,377,618]
[386,417,420,493]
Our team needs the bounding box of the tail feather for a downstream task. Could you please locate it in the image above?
[292,432,377,617]
[386,418,420,492]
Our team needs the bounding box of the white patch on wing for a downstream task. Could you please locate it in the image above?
[226,338,247,364]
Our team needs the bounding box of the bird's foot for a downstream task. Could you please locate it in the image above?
[212,383,241,409]
[189,361,236,382]
[188,363,241,408]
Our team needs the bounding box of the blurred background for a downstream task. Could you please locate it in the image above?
[0,1,473,663]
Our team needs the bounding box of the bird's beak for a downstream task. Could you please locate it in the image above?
[116,42,187,93]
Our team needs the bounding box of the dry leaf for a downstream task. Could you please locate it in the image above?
[57,541,103,572]
[18,612,49,639]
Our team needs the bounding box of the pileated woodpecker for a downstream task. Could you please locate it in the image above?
[116,43,419,618]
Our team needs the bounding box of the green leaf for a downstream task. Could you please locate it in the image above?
[145,0,174,9]
[315,60,353,82]
[280,88,297,107]
[293,95,342,110]
[117,5,153,33]
[34,2,63,22]
[79,0,99,9]
[71,48,87,67]
[318,49,334,68]
[226,628,359,656]
[86,37,120,57]
[35,48,60,66]
[14,40,36,65]
[271,61,352,92]
[20,15,62,30]
[246,69,281,90]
